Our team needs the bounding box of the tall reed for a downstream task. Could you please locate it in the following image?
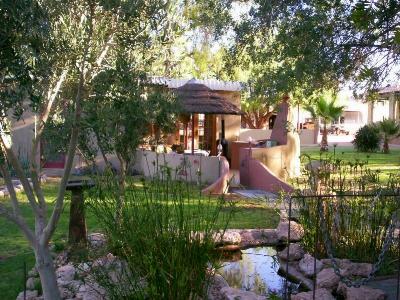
[87,172,232,299]
[293,153,400,273]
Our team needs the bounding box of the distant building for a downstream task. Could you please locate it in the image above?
[368,84,400,123]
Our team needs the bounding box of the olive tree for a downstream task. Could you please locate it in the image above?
[0,0,172,299]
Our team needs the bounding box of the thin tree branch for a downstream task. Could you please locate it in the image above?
[0,203,35,246]
[0,135,41,216]
[0,163,21,216]
[42,5,94,243]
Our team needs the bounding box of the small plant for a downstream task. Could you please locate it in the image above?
[352,124,381,152]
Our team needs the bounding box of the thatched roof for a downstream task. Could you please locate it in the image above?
[176,83,243,115]
[378,84,400,95]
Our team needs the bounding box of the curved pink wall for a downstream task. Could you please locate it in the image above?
[239,147,293,193]
[202,156,231,195]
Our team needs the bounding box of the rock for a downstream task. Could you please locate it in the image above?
[214,230,241,245]
[220,286,265,300]
[298,254,323,277]
[87,233,107,250]
[337,282,386,300]
[320,259,372,277]
[292,288,335,300]
[278,260,314,291]
[216,244,241,252]
[76,283,106,300]
[277,243,305,261]
[239,229,278,247]
[316,268,341,291]
[207,274,229,300]
[56,264,76,283]
[348,262,372,277]
[76,262,91,276]
[54,250,69,268]
[276,220,304,242]
[59,286,75,299]
[26,277,41,290]
[16,290,38,300]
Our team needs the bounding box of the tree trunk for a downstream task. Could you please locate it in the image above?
[35,244,61,300]
[383,138,389,154]
[314,120,320,144]
[321,122,328,151]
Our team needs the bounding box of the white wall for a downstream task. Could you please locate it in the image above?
[133,150,222,184]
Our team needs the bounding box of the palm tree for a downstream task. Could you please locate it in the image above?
[377,118,400,154]
[305,95,345,151]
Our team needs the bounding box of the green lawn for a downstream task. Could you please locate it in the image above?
[301,145,400,178]
[0,182,278,300]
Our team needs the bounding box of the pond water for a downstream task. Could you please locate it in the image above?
[217,247,298,297]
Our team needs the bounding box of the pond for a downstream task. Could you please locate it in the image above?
[217,246,299,297]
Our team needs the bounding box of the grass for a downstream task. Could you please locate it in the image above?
[0,181,278,300]
[301,145,400,179]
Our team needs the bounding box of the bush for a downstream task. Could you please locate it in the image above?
[352,124,380,152]
[88,175,232,299]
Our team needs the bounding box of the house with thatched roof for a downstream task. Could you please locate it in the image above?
[150,77,244,159]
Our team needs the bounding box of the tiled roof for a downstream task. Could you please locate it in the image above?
[150,77,243,92]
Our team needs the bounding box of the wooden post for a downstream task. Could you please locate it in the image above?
[68,187,87,247]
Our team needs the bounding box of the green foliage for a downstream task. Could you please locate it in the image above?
[0,0,50,124]
[253,0,400,90]
[312,94,345,124]
[377,118,400,154]
[294,154,400,273]
[87,175,233,299]
[353,124,381,153]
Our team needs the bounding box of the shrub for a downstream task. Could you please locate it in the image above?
[352,124,380,152]
[88,175,232,299]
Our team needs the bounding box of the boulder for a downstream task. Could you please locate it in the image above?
[337,282,386,300]
[277,243,305,261]
[87,233,107,250]
[207,274,229,300]
[298,254,323,277]
[239,229,279,247]
[26,277,41,290]
[292,288,335,300]
[216,244,241,252]
[276,220,304,242]
[214,230,242,245]
[56,264,76,283]
[16,290,38,300]
[316,268,341,291]
[59,286,75,299]
[76,283,106,300]
[348,262,372,277]
[220,287,265,300]
[321,259,372,277]
[278,260,314,291]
